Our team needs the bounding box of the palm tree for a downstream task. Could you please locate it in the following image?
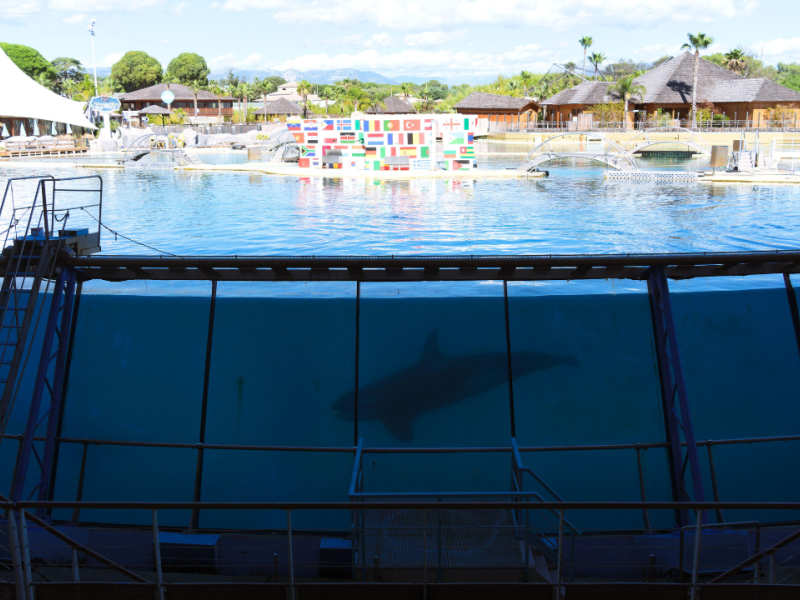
[297,80,313,118]
[318,87,334,115]
[681,32,715,127]
[239,82,252,123]
[505,80,522,97]
[209,83,225,123]
[610,77,647,130]
[187,79,205,121]
[589,52,606,78]
[399,83,413,101]
[724,48,747,75]
[579,36,593,82]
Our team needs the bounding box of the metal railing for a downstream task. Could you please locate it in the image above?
[490,119,800,133]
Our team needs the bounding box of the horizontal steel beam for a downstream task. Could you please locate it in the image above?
[36,251,800,282]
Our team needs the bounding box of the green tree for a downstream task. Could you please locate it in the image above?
[208,83,225,122]
[0,42,57,86]
[423,80,448,101]
[681,32,715,127]
[589,52,606,78]
[318,87,335,115]
[724,48,747,74]
[51,57,85,93]
[186,79,206,118]
[111,51,163,92]
[579,36,593,82]
[610,76,646,129]
[166,52,210,86]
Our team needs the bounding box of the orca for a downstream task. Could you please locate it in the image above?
[332,329,579,441]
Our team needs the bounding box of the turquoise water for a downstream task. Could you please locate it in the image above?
[1,155,799,532]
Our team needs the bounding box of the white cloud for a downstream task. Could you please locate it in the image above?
[364,33,391,48]
[49,0,161,11]
[219,0,758,31]
[160,37,170,44]
[0,0,41,22]
[173,0,187,13]
[404,30,468,47]
[208,53,236,71]
[98,51,125,67]
[751,38,800,64]
[62,12,86,23]
[268,44,558,78]
[632,44,681,61]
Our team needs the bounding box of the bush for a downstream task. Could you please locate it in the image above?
[585,102,624,123]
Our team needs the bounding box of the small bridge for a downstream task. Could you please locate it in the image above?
[518,133,639,172]
[122,134,202,167]
[622,127,711,155]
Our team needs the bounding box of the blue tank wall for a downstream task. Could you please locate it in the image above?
[1,285,798,531]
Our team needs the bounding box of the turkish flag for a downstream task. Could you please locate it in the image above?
[404,119,421,131]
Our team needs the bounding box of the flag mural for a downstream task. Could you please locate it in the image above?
[294,117,475,171]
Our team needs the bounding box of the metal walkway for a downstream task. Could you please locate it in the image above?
[518,132,639,172]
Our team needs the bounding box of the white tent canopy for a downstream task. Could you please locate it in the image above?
[0,48,96,130]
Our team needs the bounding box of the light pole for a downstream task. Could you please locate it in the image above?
[87,19,98,97]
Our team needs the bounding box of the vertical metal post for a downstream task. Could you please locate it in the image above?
[38,268,77,516]
[690,512,703,600]
[7,511,27,600]
[287,510,295,600]
[191,279,217,531]
[354,281,360,446]
[71,442,88,524]
[635,445,651,530]
[47,279,83,513]
[436,498,443,583]
[19,511,33,600]
[706,442,724,524]
[783,274,800,358]
[11,268,67,502]
[71,548,80,582]
[503,281,516,437]
[647,266,706,527]
[556,510,564,591]
[153,510,164,600]
[769,553,775,584]
[422,509,428,600]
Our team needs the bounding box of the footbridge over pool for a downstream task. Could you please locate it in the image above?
[517,133,640,172]
[622,127,712,155]
[122,134,203,167]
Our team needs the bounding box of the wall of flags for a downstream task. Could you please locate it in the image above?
[291,116,477,172]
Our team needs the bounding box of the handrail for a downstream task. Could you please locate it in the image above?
[707,527,800,584]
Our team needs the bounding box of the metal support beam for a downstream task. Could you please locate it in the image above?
[7,511,27,600]
[354,282,360,446]
[153,510,165,600]
[783,273,800,358]
[503,281,516,437]
[191,280,217,531]
[11,268,67,503]
[647,266,706,528]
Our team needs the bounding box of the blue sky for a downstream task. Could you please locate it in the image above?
[1,0,799,83]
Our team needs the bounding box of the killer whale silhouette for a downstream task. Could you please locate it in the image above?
[332,329,580,441]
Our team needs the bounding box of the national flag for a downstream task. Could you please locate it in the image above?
[444,148,456,158]
[324,137,338,144]
[337,119,353,131]
[383,120,400,132]
[423,119,434,131]
[445,132,465,145]
[404,133,424,145]
[365,148,377,157]
[300,145,315,157]
[341,132,356,143]
[386,133,395,146]
[307,133,318,144]
[459,146,475,159]
[322,146,332,155]
[303,120,318,131]
[292,132,306,144]
[364,120,381,132]
[467,132,474,143]
[287,123,301,131]
[367,133,385,146]
[421,146,430,158]
[299,158,310,168]
[403,119,421,131]
[411,159,431,170]
[351,150,366,157]
[322,120,334,130]
[334,145,348,150]
[400,147,417,157]
[452,160,470,170]
[441,117,463,131]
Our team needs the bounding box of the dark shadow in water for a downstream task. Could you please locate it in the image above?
[332,329,580,441]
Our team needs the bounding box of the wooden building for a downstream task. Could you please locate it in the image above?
[454,92,540,125]
[542,52,800,126]
[117,83,236,124]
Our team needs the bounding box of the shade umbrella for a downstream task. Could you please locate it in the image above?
[138,105,173,126]
[33,119,39,136]
[20,122,26,136]
[1,123,8,138]
[51,121,57,135]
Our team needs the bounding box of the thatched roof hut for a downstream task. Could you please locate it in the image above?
[454,92,540,115]
[366,96,415,114]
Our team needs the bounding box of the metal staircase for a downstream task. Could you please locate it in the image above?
[0,175,102,509]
